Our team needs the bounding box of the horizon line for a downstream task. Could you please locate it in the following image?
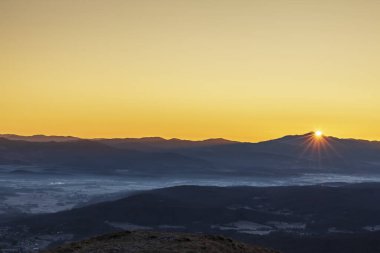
[1,132,380,144]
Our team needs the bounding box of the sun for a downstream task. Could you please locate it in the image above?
[315,130,323,138]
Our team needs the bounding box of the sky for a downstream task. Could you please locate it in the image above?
[1,0,379,141]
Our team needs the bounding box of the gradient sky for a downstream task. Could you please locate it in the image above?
[1,0,379,141]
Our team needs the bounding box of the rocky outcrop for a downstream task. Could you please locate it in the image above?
[44,231,279,253]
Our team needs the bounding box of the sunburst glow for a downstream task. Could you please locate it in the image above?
[315,131,323,138]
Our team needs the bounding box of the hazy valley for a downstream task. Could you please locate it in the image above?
[1,133,380,252]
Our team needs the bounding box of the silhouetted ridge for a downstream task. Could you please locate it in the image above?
[0,134,80,142]
[1,133,380,176]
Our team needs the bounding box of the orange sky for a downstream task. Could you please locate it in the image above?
[1,0,380,141]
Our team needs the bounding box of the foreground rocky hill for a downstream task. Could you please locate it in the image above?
[44,231,278,253]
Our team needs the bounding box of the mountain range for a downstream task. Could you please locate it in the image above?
[0,133,380,177]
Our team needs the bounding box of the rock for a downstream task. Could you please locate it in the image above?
[43,231,280,253]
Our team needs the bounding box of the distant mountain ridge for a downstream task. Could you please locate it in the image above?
[0,134,80,142]
[1,132,380,145]
[0,134,236,150]
[97,136,236,151]
[0,132,380,176]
